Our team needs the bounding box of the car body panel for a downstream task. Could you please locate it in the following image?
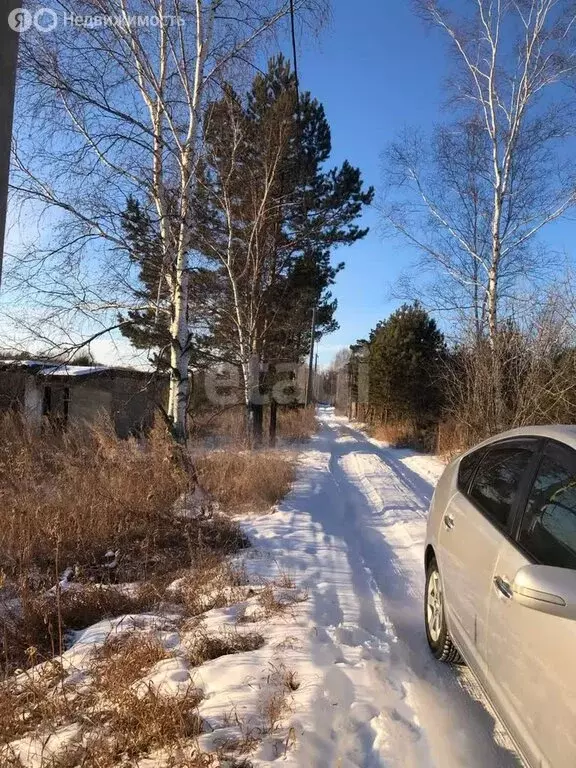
[425,425,576,768]
[438,490,502,680]
[486,540,576,768]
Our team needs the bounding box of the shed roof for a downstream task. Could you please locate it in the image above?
[0,360,156,380]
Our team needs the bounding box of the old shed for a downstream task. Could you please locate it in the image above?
[0,361,165,437]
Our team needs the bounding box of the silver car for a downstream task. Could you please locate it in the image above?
[425,426,576,768]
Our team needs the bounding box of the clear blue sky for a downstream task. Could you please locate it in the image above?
[7,0,447,367]
[290,0,575,366]
[5,1,574,366]
[292,0,448,365]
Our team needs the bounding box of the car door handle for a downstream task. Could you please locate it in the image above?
[443,513,455,530]
[494,575,513,599]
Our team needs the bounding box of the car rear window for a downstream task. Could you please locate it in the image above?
[457,450,483,494]
[469,445,534,530]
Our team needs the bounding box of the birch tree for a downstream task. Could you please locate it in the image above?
[114,57,372,443]
[10,0,323,440]
[383,0,576,345]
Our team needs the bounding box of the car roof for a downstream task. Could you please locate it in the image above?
[471,425,576,454]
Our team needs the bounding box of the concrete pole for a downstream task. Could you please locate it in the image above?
[0,0,20,290]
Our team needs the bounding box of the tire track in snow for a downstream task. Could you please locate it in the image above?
[305,412,522,768]
[293,429,427,766]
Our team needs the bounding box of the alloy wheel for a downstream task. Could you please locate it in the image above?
[427,568,443,643]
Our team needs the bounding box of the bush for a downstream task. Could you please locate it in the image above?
[443,320,576,448]
[370,420,438,453]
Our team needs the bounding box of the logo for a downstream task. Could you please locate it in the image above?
[8,7,32,32]
[7,7,182,33]
[34,7,57,32]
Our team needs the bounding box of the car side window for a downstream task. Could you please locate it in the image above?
[518,448,576,569]
[457,449,483,494]
[469,445,534,530]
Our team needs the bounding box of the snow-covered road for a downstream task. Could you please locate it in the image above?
[244,408,523,767]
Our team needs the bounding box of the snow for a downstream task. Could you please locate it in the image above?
[0,359,109,376]
[8,724,82,768]
[63,613,179,671]
[3,407,523,767]
[43,364,108,377]
[133,656,195,699]
[238,407,522,767]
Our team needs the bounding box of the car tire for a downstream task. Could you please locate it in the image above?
[425,557,463,664]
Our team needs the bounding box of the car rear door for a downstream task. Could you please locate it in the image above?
[439,439,537,678]
[487,440,576,768]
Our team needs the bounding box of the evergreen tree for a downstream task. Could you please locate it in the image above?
[119,197,169,361]
[368,303,446,426]
[243,56,372,364]
[119,196,211,370]
[120,56,373,393]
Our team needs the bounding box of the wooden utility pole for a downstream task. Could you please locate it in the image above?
[0,1,20,289]
[304,306,316,407]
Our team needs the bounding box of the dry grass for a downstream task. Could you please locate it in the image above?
[1,618,297,766]
[191,406,249,445]
[2,508,247,676]
[435,420,468,458]
[195,451,296,513]
[369,420,438,453]
[370,420,412,446]
[190,405,317,447]
[0,410,302,766]
[0,411,254,675]
[0,633,203,766]
[105,687,203,747]
[2,583,161,673]
[186,629,264,666]
[257,585,308,618]
[169,561,255,617]
[89,633,204,760]
[276,407,317,443]
[217,661,299,762]
[76,689,204,764]
[0,661,70,744]
[259,662,299,733]
[1,621,271,767]
[0,414,188,583]
[371,419,468,457]
[93,631,170,689]
[0,408,297,582]
[271,572,296,589]
[239,585,308,624]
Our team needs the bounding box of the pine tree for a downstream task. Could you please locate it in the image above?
[198,55,373,370]
[119,56,373,442]
[119,197,169,361]
[119,196,211,370]
[368,303,446,426]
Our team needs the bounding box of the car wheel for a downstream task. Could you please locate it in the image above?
[425,557,463,664]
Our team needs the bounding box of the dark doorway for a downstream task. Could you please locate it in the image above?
[42,385,52,416]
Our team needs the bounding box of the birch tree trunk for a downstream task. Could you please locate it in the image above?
[10,1,324,440]
[169,261,190,440]
[385,0,576,346]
